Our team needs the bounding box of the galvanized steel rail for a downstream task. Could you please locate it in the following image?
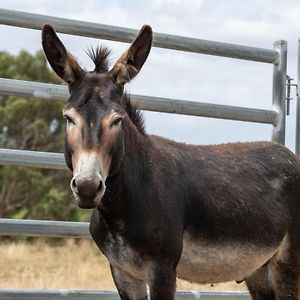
[0,148,65,169]
[0,218,90,238]
[0,78,278,124]
[0,290,250,300]
[296,39,300,154]
[0,8,278,64]
[271,41,287,143]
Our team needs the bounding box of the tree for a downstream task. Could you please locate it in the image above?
[0,50,87,221]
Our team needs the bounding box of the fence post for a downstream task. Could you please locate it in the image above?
[296,39,300,154]
[272,40,287,144]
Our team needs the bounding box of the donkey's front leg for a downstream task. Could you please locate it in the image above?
[149,264,176,300]
[110,265,147,300]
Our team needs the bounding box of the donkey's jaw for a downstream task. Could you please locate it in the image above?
[77,200,100,209]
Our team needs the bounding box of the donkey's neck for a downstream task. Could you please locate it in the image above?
[101,118,152,213]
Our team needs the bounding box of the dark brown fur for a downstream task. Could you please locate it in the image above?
[42,24,300,300]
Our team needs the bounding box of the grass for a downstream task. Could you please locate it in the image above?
[0,239,247,291]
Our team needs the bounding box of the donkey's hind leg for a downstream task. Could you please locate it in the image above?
[269,234,300,300]
[245,263,275,300]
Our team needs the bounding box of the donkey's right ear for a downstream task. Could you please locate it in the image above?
[42,24,84,85]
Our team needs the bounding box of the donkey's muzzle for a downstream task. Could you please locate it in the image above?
[70,175,105,208]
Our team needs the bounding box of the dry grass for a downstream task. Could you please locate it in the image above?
[0,240,247,291]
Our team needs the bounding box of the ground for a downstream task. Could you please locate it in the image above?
[0,239,247,291]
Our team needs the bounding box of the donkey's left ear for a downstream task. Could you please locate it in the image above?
[110,25,152,85]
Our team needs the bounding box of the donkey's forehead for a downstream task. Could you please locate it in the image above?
[67,72,122,110]
[69,72,122,103]
[84,72,113,88]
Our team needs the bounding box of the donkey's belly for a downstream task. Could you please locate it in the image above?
[177,235,279,284]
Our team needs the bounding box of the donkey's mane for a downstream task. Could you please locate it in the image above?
[87,46,111,73]
[87,46,146,135]
[121,93,146,135]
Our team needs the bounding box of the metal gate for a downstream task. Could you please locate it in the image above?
[0,8,289,299]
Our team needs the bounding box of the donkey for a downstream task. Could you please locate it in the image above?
[42,24,300,300]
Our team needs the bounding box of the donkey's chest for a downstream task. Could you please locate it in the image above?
[177,235,279,284]
[101,235,150,280]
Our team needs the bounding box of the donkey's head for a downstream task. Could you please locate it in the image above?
[42,24,152,208]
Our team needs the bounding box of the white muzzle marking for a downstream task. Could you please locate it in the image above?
[71,151,108,205]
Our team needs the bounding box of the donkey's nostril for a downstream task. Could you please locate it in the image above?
[72,179,77,188]
[97,180,103,193]
[71,178,78,193]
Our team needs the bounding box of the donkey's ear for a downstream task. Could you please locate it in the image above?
[109,25,152,85]
[42,24,84,85]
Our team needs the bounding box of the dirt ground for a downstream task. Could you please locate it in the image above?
[0,239,247,291]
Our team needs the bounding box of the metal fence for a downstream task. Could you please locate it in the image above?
[0,8,288,299]
[0,8,288,145]
[0,289,250,300]
[296,39,300,154]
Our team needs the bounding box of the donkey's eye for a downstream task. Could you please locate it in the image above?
[110,116,124,128]
[63,115,75,125]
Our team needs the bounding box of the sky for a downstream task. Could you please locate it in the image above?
[1,0,300,151]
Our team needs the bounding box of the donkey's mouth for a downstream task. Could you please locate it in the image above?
[72,190,105,209]
[77,201,98,209]
[75,197,101,209]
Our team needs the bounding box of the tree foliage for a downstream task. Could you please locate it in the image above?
[0,50,87,221]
